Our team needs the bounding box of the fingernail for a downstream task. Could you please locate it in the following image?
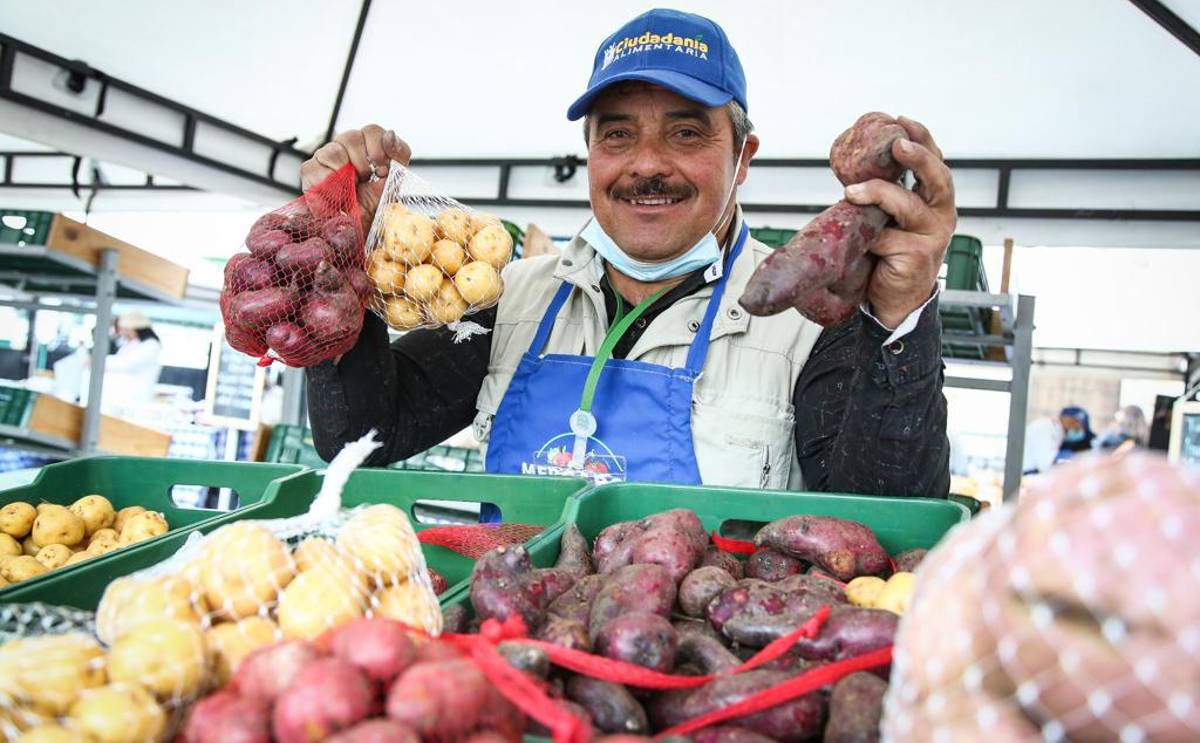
[845,183,866,198]
[898,139,914,153]
[385,130,399,148]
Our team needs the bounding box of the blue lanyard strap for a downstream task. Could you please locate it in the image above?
[684,222,749,374]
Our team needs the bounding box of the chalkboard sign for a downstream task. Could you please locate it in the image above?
[204,325,265,430]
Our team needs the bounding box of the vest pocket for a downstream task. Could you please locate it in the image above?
[692,399,795,490]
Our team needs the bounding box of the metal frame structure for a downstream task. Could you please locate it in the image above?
[940,290,1036,503]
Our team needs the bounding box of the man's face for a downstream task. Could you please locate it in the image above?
[1060,415,1084,435]
[586,83,753,264]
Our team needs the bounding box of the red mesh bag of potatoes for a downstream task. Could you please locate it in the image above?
[884,452,1200,742]
[220,162,371,366]
[363,163,511,333]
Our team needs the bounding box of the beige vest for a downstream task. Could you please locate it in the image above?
[473,212,823,489]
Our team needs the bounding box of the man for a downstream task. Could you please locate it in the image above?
[302,9,955,496]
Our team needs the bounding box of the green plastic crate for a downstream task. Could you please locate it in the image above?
[0,210,55,245]
[0,457,305,602]
[0,384,35,427]
[3,468,588,611]
[942,234,987,291]
[441,482,970,607]
[749,226,797,248]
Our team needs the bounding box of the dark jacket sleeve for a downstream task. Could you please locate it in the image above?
[793,297,950,498]
[305,308,495,466]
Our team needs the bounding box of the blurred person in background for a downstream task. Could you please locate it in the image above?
[101,310,162,411]
[1022,404,1097,474]
[1097,404,1148,450]
[1055,405,1095,461]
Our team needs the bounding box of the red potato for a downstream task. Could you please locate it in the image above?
[829,112,908,186]
[442,604,468,634]
[346,267,374,301]
[566,675,649,735]
[247,228,292,260]
[328,618,417,683]
[228,286,299,330]
[675,631,741,674]
[745,548,806,582]
[414,638,464,664]
[679,670,826,743]
[824,671,887,743]
[593,610,678,672]
[673,616,727,645]
[547,573,606,624]
[233,640,321,704]
[589,564,677,638]
[679,566,737,617]
[225,254,277,293]
[755,515,890,581]
[893,548,927,573]
[272,658,373,743]
[793,607,898,662]
[497,641,550,679]
[386,658,523,739]
[182,690,271,743]
[555,524,594,580]
[470,545,550,627]
[535,616,590,652]
[225,322,267,356]
[247,213,285,240]
[301,282,364,346]
[706,581,827,647]
[525,699,592,738]
[692,727,780,743]
[536,566,579,607]
[321,214,362,267]
[774,573,848,603]
[266,322,310,362]
[594,509,707,583]
[326,719,420,743]
[797,249,879,327]
[700,547,745,579]
[276,237,333,276]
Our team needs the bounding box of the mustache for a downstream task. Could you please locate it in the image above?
[611,177,694,200]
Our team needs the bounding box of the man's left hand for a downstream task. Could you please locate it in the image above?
[843,116,957,329]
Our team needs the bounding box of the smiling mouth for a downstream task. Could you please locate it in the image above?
[620,195,686,206]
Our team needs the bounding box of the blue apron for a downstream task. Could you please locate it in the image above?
[486,223,749,485]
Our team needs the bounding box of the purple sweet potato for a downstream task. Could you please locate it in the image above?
[470,545,549,627]
[247,228,292,260]
[594,509,707,583]
[225,322,267,356]
[893,548,927,573]
[824,671,888,743]
[566,676,649,735]
[589,564,676,637]
[535,616,590,652]
[679,566,737,617]
[692,727,779,743]
[745,548,805,582]
[793,607,898,662]
[675,631,741,674]
[798,250,878,327]
[555,524,594,580]
[266,322,310,360]
[225,253,276,292]
[276,237,333,276]
[700,547,744,579]
[228,287,298,330]
[535,566,579,607]
[706,581,827,648]
[593,611,677,672]
[301,282,363,344]
[739,201,888,324]
[754,515,890,581]
[547,574,606,625]
[322,213,362,269]
[829,112,908,187]
[680,670,826,742]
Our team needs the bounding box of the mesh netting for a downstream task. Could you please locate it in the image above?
[363,162,510,334]
[884,452,1200,742]
[0,433,442,741]
[417,524,545,560]
[220,162,369,367]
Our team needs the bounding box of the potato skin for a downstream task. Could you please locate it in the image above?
[588,564,677,638]
[793,606,898,662]
[700,547,744,579]
[554,524,594,580]
[680,670,826,742]
[893,548,927,573]
[594,509,707,583]
[678,566,737,617]
[547,573,606,624]
[592,610,677,672]
[706,581,827,648]
[754,515,890,581]
[824,671,887,743]
[566,676,649,735]
[745,548,805,582]
[829,111,908,186]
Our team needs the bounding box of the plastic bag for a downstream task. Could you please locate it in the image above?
[363,162,511,332]
[884,452,1200,742]
[220,163,372,367]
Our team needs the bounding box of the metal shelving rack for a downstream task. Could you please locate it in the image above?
[940,290,1035,503]
[0,243,179,457]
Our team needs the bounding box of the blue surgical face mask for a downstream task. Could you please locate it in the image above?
[582,138,746,282]
[1063,429,1086,444]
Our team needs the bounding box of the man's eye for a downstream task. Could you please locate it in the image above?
[603,129,629,140]
[675,128,700,138]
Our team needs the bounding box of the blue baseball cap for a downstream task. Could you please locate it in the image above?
[567,8,747,121]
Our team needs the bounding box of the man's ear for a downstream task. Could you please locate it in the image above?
[736,133,761,186]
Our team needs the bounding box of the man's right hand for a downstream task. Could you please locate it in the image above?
[300,125,411,232]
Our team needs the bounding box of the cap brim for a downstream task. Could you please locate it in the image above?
[566,69,733,121]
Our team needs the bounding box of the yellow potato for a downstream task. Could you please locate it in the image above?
[403,263,444,303]
[206,616,280,684]
[69,495,115,536]
[88,528,118,548]
[97,575,207,645]
[199,522,295,620]
[22,535,39,555]
[468,224,513,268]
[0,532,21,556]
[14,724,81,743]
[0,573,7,588]
[367,249,405,295]
[337,504,421,583]
[844,576,886,608]
[0,501,36,538]
[469,212,502,236]
[427,278,469,324]
[292,537,339,572]
[383,211,436,265]
[86,539,118,558]
[430,238,467,276]
[113,506,146,533]
[118,511,168,545]
[2,556,48,583]
[454,261,503,306]
[34,544,72,570]
[435,208,474,244]
[64,551,91,567]
[107,618,210,701]
[31,505,85,548]
[381,296,425,330]
[69,682,165,743]
[0,634,105,715]
[875,571,916,615]
[372,579,442,633]
[277,565,365,640]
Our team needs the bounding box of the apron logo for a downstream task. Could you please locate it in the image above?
[522,432,627,483]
